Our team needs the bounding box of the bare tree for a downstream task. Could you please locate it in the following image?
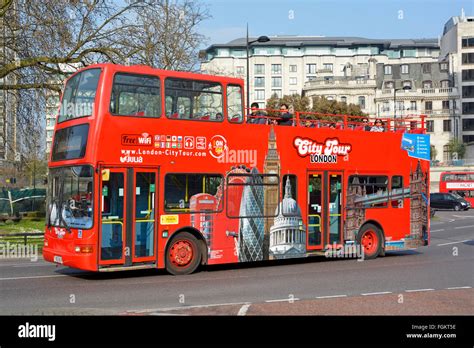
[122,0,210,71]
[1,0,210,92]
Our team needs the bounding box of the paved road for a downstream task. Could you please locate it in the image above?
[0,210,472,315]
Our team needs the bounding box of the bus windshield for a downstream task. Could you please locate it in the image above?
[58,69,101,123]
[47,166,94,229]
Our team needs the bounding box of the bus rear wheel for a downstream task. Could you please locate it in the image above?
[166,232,202,275]
[357,224,383,260]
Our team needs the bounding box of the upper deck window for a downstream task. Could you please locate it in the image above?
[110,73,161,117]
[165,78,223,122]
[227,85,243,123]
[58,68,101,123]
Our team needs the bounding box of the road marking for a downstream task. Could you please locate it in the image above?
[430,229,445,233]
[437,239,471,246]
[452,215,474,218]
[315,294,347,299]
[265,298,300,303]
[0,274,67,281]
[128,301,250,313]
[446,286,472,290]
[454,225,474,229]
[405,288,435,293]
[237,304,251,316]
[361,291,392,296]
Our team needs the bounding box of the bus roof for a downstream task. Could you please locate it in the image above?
[68,63,244,85]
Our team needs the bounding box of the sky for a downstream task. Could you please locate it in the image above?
[198,0,474,48]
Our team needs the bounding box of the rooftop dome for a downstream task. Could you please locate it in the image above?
[275,177,301,216]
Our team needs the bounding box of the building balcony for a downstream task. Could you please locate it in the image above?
[304,77,376,89]
[377,87,459,98]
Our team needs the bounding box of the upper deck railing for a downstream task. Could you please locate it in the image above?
[245,108,427,134]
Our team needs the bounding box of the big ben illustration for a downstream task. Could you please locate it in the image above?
[263,126,281,259]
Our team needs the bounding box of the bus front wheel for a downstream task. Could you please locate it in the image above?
[166,232,202,275]
[357,224,383,260]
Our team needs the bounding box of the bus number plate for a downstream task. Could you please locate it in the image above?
[53,256,63,264]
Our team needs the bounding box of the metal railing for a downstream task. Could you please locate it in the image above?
[0,232,44,246]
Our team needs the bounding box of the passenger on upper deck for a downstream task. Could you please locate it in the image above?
[361,118,372,131]
[277,103,293,126]
[370,119,385,132]
[247,102,267,124]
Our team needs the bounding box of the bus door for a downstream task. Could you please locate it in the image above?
[99,168,127,265]
[130,169,158,264]
[306,171,343,250]
[99,167,158,267]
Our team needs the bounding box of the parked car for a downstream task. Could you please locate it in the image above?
[430,193,471,211]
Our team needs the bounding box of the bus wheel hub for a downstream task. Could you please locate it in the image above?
[170,240,193,266]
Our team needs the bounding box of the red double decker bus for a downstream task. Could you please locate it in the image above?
[439,171,474,205]
[43,63,431,275]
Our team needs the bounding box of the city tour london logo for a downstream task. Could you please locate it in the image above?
[293,137,352,163]
[208,135,228,159]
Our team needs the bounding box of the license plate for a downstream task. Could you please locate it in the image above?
[53,256,63,264]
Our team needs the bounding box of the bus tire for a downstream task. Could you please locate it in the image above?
[166,232,202,275]
[357,224,383,260]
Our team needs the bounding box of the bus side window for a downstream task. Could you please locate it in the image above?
[391,175,403,208]
[227,85,243,123]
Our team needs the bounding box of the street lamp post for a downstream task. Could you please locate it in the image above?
[246,25,269,111]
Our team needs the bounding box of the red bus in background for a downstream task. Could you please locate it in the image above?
[439,171,474,205]
[43,63,431,275]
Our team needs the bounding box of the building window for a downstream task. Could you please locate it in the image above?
[306,64,317,74]
[463,135,474,143]
[254,77,265,87]
[289,65,297,73]
[463,102,474,114]
[462,37,474,48]
[382,101,390,111]
[396,101,404,111]
[462,86,474,98]
[443,145,451,162]
[402,80,412,88]
[271,77,282,88]
[443,120,451,132]
[422,80,433,89]
[440,80,451,88]
[254,64,265,75]
[426,120,434,133]
[271,64,282,75]
[384,65,392,75]
[255,90,265,100]
[341,96,347,104]
[462,53,474,64]
[442,100,450,110]
[425,101,433,111]
[440,62,449,71]
[462,118,474,131]
[289,77,297,85]
[236,66,244,75]
[384,81,394,89]
[289,90,298,95]
[462,69,474,81]
[322,63,333,72]
[401,64,409,74]
[356,77,365,84]
[358,96,366,109]
[410,101,417,110]
[271,89,282,98]
[422,63,431,74]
